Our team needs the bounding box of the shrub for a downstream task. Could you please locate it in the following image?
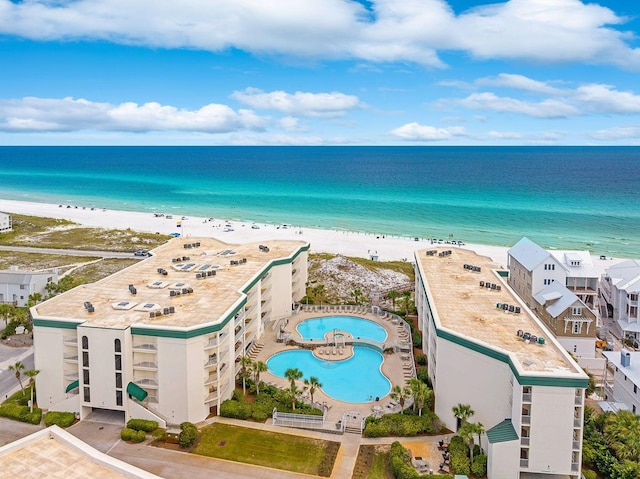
[220,399,252,419]
[582,469,597,479]
[451,453,470,475]
[363,411,442,437]
[412,330,422,348]
[44,411,75,428]
[120,428,146,443]
[415,354,427,366]
[179,422,198,448]
[471,454,487,477]
[126,418,158,432]
[0,402,42,425]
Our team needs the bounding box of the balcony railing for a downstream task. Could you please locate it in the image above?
[575,395,583,406]
[520,459,528,468]
[574,418,581,428]
[571,463,580,472]
[135,378,158,389]
[522,415,531,425]
[132,343,157,352]
[520,437,530,446]
[63,354,78,362]
[573,440,580,450]
[63,337,78,346]
[522,393,532,402]
[133,361,157,370]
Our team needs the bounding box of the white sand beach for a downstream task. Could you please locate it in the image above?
[0,199,624,275]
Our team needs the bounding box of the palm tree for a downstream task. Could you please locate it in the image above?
[8,361,25,393]
[284,367,303,389]
[604,410,640,461]
[475,422,485,456]
[452,403,475,430]
[239,356,254,396]
[351,289,362,305]
[287,382,301,411]
[45,281,58,299]
[27,292,43,308]
[401,291,412,315]
[253,361,267,395]
[386,290,400,310]
[0,303,15,327]
[409,379,432,416]
[24,369,40,412]
[390,385,411,413]
[304,376,322,406]
[458,422,477,464]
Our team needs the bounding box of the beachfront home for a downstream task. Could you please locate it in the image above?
[0,211,11,234]
[415,247,588,479]
[602,350,640,414]
[0,267,58,307]
[32,237,309,425]
[600,260,640,342]
[532,282,597,359]
[507,238,597,356]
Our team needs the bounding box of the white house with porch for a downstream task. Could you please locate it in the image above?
[600,260,640,342]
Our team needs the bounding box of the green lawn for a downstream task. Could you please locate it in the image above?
[193,423,339,476]
[367,450,392,479]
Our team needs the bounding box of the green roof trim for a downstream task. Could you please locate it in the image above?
[486,419,519,444]
[65,379,79,393]
[497,270,509,277]
[33,319,80,330]
[126,382,148,402]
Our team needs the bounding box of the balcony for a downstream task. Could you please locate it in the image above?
[573,440,580,450]
[204,337,219,350]
[575,395,583,406]
[571,463,580,472]
[64,371,79,381]
[133,361,157,370]
[522,415,531,425]
[146,395,159,404]
[522,393,532,402]
[63,354,78,363]
[132,343,157,352]
[135,378,158,389]
[574,418,581,428]
[234,325,244,337]
[520,437,530,446]
[63,337,78,346]
[520,459,528,468]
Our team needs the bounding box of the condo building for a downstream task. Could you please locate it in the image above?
[32,238,309,426]
[414,247,588,479]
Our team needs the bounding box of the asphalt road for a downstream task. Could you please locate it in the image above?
[0,245,140,259]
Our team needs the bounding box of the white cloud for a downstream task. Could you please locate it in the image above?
[476,73,564,95]
[0,0,638,68]
[0,96,268,133]
[231,88,362,117]
[278,116,307,132]
[457,92,579,118]
[574,84,640,114]
[590,125,640,140]
[391,122,467,141]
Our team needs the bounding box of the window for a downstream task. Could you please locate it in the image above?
[634,385,637,394]
[115,355,122,371]
[115,372,122,389]
[82,369,90,385]
[573,345,577,353]
[116,390,123,406]
[572,307,583,316]
[82,336,89,350]
[82,351,89,367]
[114,338,121,353]
[573,322,581,334]
[83,387,90,402]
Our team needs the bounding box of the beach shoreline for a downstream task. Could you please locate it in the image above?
[0,198,626,276]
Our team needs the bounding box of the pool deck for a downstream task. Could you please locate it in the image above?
[255,307,416,426]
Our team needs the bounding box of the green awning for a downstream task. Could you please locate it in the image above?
[65,379,79,393]
[126,382,148,401]
[486,419,518,444]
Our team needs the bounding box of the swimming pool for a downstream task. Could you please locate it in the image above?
[267,347,391,403]
[296,315,387,342]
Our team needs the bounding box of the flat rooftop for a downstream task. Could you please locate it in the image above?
[0,427,159,478]
[416,247,583,375]
[35,237,308,329]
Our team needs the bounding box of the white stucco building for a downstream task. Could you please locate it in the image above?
[415,247,588,479]
[0,267,58,306]
[32,237,309,426]
[0,212,11,234]
[603,350,640,415]
[600,260,640,341]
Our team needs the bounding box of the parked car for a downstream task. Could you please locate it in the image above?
[134,250,149,257]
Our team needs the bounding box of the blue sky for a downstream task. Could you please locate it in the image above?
[1,0,640,145]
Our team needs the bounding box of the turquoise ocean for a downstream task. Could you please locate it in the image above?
[0,146,638,257]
